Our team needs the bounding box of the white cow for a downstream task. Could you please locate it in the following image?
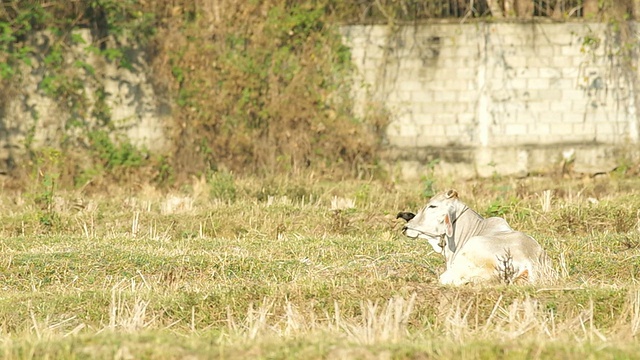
[398,189,555,286]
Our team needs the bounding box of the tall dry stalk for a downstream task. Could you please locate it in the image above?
[338,294,417,344]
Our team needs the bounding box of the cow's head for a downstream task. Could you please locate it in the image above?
[397,189,459,252]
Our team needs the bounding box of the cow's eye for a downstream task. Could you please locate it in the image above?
[427,205,436,209]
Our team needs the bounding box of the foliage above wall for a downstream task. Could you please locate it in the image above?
[327,0,635,22]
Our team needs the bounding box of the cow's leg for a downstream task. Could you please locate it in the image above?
[439,269,469,286]
[511,260,535,283]
[440,255,475,285]
[440,253,496,285]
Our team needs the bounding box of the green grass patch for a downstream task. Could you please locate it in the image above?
[1,176,640,358]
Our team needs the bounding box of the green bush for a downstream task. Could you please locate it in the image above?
[1,0,388,188]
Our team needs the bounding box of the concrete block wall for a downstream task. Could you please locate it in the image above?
[0,29,169,175]
[342,22,640,178]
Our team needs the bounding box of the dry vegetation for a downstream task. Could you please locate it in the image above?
[1,174,640,358]
[0,0,390,185]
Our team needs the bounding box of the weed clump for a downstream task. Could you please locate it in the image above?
[208,171,237,202]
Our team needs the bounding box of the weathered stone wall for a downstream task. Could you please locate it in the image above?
[3,23,638,179]
[342,22,640,178]
[0,29,169,175]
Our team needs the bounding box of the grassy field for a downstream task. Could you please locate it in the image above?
[1,174,640,359]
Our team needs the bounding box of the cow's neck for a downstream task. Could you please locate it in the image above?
[443,203,485,265]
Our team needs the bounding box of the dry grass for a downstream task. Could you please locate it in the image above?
[0,174,640,358]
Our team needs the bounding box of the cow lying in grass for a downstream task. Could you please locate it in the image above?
[397,190,555,286]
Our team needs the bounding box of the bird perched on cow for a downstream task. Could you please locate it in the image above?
[397,189,556,286]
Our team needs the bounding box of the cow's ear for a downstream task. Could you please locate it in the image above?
[445,189,458,199]
[444,213,454,237]
[396,212,415,222]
